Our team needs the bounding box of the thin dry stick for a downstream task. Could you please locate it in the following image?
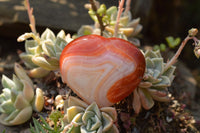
[25,0,37,35]
[124,0,131,16]
[114,0,125,37]
[89,0,105,36]
[164,36,193,71]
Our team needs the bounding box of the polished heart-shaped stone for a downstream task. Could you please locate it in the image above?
[60,35,145,107]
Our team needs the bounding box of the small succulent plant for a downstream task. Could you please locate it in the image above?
[0,63,44,126]
[132,50,176,113]
[17,28,73,78]
[75,1,142,44]
[62,96,119,133]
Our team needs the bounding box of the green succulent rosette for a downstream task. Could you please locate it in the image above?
[75,3,142,43]
[62,96,119,133]
[0,63,44,126]
[17,28,73,78]
[133,50,176,113]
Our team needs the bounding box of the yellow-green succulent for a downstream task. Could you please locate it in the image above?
[75,2,142,43]
[0,63,44,126]
[17,28,73,78]
[132,50,176,113]
[62,96,119,133]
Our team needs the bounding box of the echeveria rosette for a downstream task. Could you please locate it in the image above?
[17,28,73,78]
[62,96,119,133]
[0,63,44,126]
[75,3,142,44]
[132,50,176,114]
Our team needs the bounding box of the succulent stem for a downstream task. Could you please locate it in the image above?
[164,33,199,72]
[89,0,105,36]
[114,0,125,37]
[124,0,131,16]
[24,0,37,35]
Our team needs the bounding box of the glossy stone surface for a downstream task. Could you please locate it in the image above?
[60,35,145,107]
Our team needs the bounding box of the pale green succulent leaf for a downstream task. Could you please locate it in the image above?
[67,96,88,109]
[146,57,154,69]
[127,18,140,28]
[119,16,129,26]
[57,30,66,39]
[32,55,59,70]
[41,28,56,41]
[100,107,117,122]
[4,109,20,122]
[144,50,159,58]
[0,100,15,114]
[66,106,85,123]
[152,58,164,74]
[0,88,11,101]
[106,6,117,16]
[28,67,50,78]
[71,112,83,125]
[163,65,176,78]
[22,80,34,102]
[14,93,30,110]
[138,88,154,110]
[12,75,23,91]
[11,89,18,103]
[78,25,93,36]
[101,112,113,132]
[147,88,170,102]
[32,88,44,112]
[42,40,56,57]
[85,102,101,119]
[19,53,38,68]
[153,76,171,87]
[80,125,97,133]
[25,40,38,54]
[152,69,161,79]
[1,75,15,89]
[14,63,33,87]
[9,106,32,126]
[82,111,101,131]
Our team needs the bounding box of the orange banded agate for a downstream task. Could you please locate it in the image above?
[60,35,145,107]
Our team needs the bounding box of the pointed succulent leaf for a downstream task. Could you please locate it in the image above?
[1,75,15,89]
[8,106,32,125]
[4,109,20,122]
[28,67,50,78]
[132,88,141,114]
[0,88,11,101]
[127,18,140,28]
[25,40,38,54]
[19,53,38,68]
[101,112,113,132]
[152,58,164,73]
[14,63,33,87]
[12,75,23,91]
[14,93,30,110]
[162,65,176,78]
[57,30,66,39]
[100,107,117,122]
[66,106,85,123]
[82,111,102,131]
[153,76,171,87]
[32,88,44,112]
[0,100,15,114]
[144,50,159,58]
[41,28,56,41]
[77,25,93,36]
[67,96,88,109]
[71,112,83,125]
[146,57,154,69]
[22,80,34,102]
[139,88,154,110]
[42,40,56,57]
[32,55,59,70]
[85,102,101,119]
[147,88,170,102]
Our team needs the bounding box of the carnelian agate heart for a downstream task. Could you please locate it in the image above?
[60,35,145,107]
